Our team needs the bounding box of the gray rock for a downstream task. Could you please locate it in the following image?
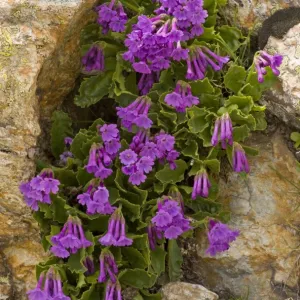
[162,282,219,300]
[184,131,300,300]
[0,0,97,298]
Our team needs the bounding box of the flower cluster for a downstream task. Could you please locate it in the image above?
[233,143,250,173]
[186,47,230,80]
[85,124,121,180]
[77,182,115,215]
[50,217,92,258]
[83,256,95,276]
[98,250,119,283]
[206,220,239,256]
[165,80,199,112]
[156,0,208,40]
[82,45,105,73]
[105,280,122,300]
[99,209,133,247]
[211,113,233,149]
[119,130,179,185]
[138,72,160,95]
[116,96,152,131]
[27,269,70,300]
[192,169,211,199]
[124,15,188,76]
[151,197,191,239]
[147,224,163,250]
[60,136,74,164]
[96,0,127,33]
[255,51,283,83]
[19,169,60,211]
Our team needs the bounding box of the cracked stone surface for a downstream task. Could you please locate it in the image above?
[0,0,97,298]
[162,282,219,300]
[184,131,300,300]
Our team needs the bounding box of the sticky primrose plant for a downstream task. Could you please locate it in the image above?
[21,0,283,299]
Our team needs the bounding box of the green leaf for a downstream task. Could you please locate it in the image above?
[117,198,140,222]
[224,65,247,93]
[225,95,253,114]
[119,269,157,289]
[122,247,148,269]
[155,160,187,184]
[50,195,68,223]
[168,239,183,281]
[80,284,100,300]
[67,249,87,273]
[204,159,220,173]
[182,140,199,159]
[233,125,250,142]
[187,107,210,134]
[77,167,94,186]
[252,111,267,131]
[50,111,72,159]
[218,25,243,52]
[70,130,91,160]
[141,290,162,300]
[230,109,256,130]
[53,168,78,187]
[151,247,166,276]
[190,78,214,96]
[291,132,300,149]
[242,145,259,156]
[75,72,113,108]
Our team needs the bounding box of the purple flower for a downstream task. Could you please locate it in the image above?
[129,170,147,185]
[27,272,47,300]
[164,81,199,112]
[133,62,151,74]
[136,156,154,174]
[50,245,70,258]
[114,216,133,246]
[85,144,99,173]
[211,113,233,149]
[155,133,175,152]
[100,124,119,142]
[255,50,283,82]
[151,197,191,240]
[83,256,95,276]
[64,137,73,146]
[140,142,159,160]
[59,151,73,164]
[192,169,211,200]
[19,169,60,211]
[233,143,250,173]
[206,220,239,256]
[119,149,138,165]
[82,45,105,72]
[99,214,117,246]
[96,0,127,33]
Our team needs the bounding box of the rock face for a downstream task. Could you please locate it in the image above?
[264,25,300,130]
[162,282,219,300]
[226,0,300,30]
[184,131,300,300]
[0,1,97,299]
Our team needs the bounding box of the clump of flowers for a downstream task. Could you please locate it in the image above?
[19,169,60,211]
[27,268,70,300]
[192,168,211,199]
[59,136,74,164]
[156,0,208,40]
[255,51,283,83]
[77,181,115,215]
[211,113,233,149]
[186,46,230,80]
[99,209,133,247]
[232,143,250,173]
[50,217,92,258]
[116,96,152,131]
[151,196,191,239]
[165,81,199,112]
[206,220,239,256]
[82,44,105,73]
[96,0,128,33]
[98,249,119,283]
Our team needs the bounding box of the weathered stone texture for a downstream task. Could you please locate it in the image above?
[162,282,219,300]
[185,131,300,300]
[0,0,97,298]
